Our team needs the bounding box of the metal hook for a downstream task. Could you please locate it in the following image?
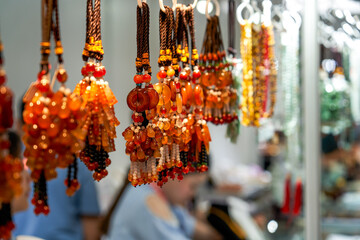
[137,0,146,8]
[159,0,177,12]
[191,0,199,9]
[205,0,220,20]
[237,0,254,25]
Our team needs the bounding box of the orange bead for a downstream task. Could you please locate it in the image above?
[185,81,193,104]
[153,83,171,105]
[137,147,145,160]
[194,85,204,106]
[49,100,60,115]
[176,94,182,114]
[200,72,211,87]
[38,113,51,129]
[34,100,44,115]
[23,111,37,124]
[68,95,82,111]
[147,127,155,138]
[181,87,188,105]
[209,72,217,86]
[169,81,177,101]
[123,128,134,141]
[47,122,60,137]
[58,102,71,119]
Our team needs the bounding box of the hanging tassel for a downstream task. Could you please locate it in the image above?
[281,174,291,214]
[0,203,15,240]
[292,178,303,216]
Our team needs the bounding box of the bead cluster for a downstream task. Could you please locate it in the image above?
[0,39,23,239]
[75,61,119,181]
[125,4,211,187]
[77,0,119,181]
[22,0,87,214]
[240,20,277,127]
[23,68,86,212]
[199,15,238,125]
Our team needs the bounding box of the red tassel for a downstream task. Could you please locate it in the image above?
[281,174,291,214]
[292,178,303,216]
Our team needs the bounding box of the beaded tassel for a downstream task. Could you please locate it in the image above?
[23,0,85,214]
[76,0,119,181]
[200,15,238,125]
[124,2,160,186]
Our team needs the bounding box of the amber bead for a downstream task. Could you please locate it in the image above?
[145,88,159,110]
[127,88,150,112]
[34,100,45,115]
[153,83,171,105]
[169,81,177,101]
[58,102,71,119]
[193,85,204,106]
[56,69,68,83]
[38,114,51,129]
[68,95,82,111]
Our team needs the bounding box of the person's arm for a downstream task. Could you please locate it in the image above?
[193,220,223,240]
[172,205,222,240]
[82,216,100,240]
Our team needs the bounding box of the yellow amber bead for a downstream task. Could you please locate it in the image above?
[153,83,171,105]
[164,121,170,130]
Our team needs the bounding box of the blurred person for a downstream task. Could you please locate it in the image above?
[102,173,222,240]
[12,99,101,240]
[13,158,101,240]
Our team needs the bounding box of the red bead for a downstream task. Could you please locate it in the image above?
[193,70,201,79]
[134,74,144,84]
[102,67,107,76]
[81,66,88,76]
[37,70,46,80]
[171,105,177,111]
[71,179,80,189]
[34,207,41,215]
[101,169,108,177]
[56,69,68,83]
[179,72,188,80]
[43,206,50,215]
[105,158,111,166]
[37,79,50,92]
[175,82,181,89]
[93,67,104,78]
[161,107,167,115]
[86,63,95,73]
[158,71,167,79]
[143,74,151,83]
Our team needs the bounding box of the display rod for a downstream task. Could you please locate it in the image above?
[302,0,320,238]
